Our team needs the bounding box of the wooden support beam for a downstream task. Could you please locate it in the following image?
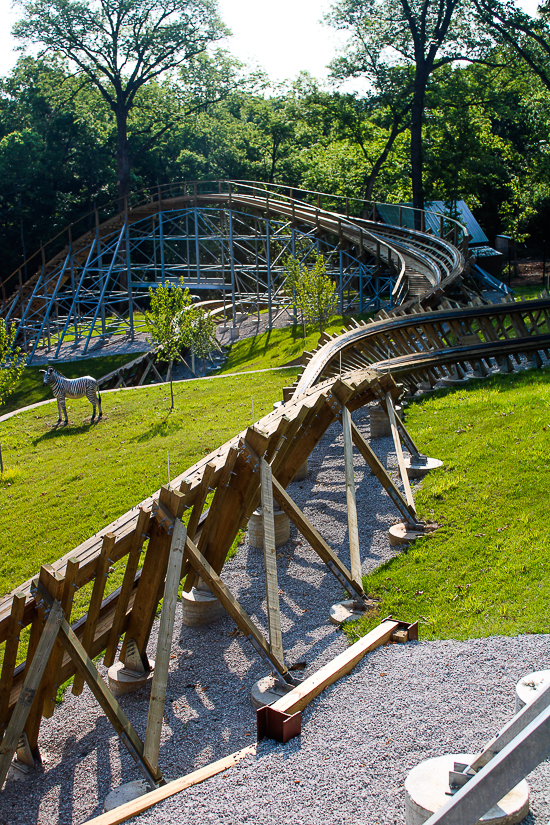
[260,459,284,664]
[104,507,150,668]
[82,744,257,825]
[377,395,421,457]
[385,393,416,512]
[341,405,362,586]
[0,593,26,734]
[269,619,400,717]
[73,534,115,696]
[184,536,288,679]
[122,486,186,665]
[24,565,63,752]
[143,519,187,776]
[349,419,417,524]
[43,557,79,717]
[271,477,364,598]
[186,462,216,541]
[0,601,63,790]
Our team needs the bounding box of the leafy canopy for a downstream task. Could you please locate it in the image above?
[286,253,338,335]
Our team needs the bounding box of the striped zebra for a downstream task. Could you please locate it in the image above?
[41,367,102,426]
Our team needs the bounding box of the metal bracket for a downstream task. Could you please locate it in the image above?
[381,615,419,641]
[257,705,302,744]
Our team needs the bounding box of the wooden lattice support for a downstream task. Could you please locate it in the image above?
[0,593,25,737]
[260,459,284,665]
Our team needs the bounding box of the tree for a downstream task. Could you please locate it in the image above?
[144,279,193,408]
[187,306,218,374]
[0,320,27,473]
[326,0,482,212]
[286,253,338,337]
[13,0,229,208]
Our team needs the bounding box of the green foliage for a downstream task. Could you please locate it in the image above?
[0,320,26,407]
[0,367,298,601]
[144,280,193,363]
[285,253,338,335]
[188,306,217,364]
[345,368,550,642]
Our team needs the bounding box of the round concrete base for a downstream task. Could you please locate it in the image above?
[250,674,296,710]
[329,599,376,625]
[370,404,402,438]
[515,670,550,712]
[107,660,155,698]
[439,376,469,387]
[292,458,309,482]
[103,779,150,813]
[405,456,443,479]
[181,586,226,627]
[388,523,428,546]
[248,506,290,549]
[405,753,529,825]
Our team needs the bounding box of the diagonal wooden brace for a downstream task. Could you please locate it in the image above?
[183,536,291,683]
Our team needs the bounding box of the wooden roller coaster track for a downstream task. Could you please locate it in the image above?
[1,180,547,794]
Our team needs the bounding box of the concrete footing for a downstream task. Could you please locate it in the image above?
[515,670,550,712]
[248,505,290,549]
[404,753,529,825]
[405,456,443,479]
[329,599,377,625]
[370,403,402,438]
[107,660,155,698]
[388,522,429,546]
[181,579,226,627]
[103,779,150,812]
[250,675,296,710]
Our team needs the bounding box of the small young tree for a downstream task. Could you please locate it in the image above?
[0,320,27,473]
[187,306,218,374]
[144,279,193,409]
[286,253,338,337]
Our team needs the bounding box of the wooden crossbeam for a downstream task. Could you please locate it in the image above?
[184,535,289,680]
[43,557,79,717]
[271,477,364,596]
[0,601,63,790]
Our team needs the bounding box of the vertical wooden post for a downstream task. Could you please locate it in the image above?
[143,519,187,776]
[104,508,151,668]
[341,406,362,587]
[73,534,115,695]
[386,393,415,513]
[260,459,284,664]
[0,602,63,791]
[43,557,80,717]
[0,593,26,735]
[24,565,63,753]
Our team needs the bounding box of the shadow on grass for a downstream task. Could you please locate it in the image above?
[32,419,97,445]
[131,410,182,442]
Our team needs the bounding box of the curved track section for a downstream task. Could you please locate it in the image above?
[4,181,467,361]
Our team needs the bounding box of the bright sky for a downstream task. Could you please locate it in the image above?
[0,0,542,84]
[0,0,342,84]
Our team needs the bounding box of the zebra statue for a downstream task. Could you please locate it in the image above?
[41,367,102,426]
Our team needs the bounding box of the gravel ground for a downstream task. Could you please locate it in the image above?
[1,403,549,825]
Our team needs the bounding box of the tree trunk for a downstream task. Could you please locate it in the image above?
[116,106,131,212]
[363,116,408,203]
[410,68,428,224]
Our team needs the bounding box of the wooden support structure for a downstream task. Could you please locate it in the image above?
[272,477,365,598]
[260,458,284,665]
[74,534,115,695]
[184,536,289,681]
[143,519,187,776]
[386,392,416,512]
[0,601,63,789]
[341,405,362,585]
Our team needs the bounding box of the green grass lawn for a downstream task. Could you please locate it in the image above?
[0,367,298,599]
[346,367,550,642]
[1,353,144,415]
[216,315,367,374]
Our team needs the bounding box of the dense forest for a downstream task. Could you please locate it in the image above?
[1,0,550,286]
